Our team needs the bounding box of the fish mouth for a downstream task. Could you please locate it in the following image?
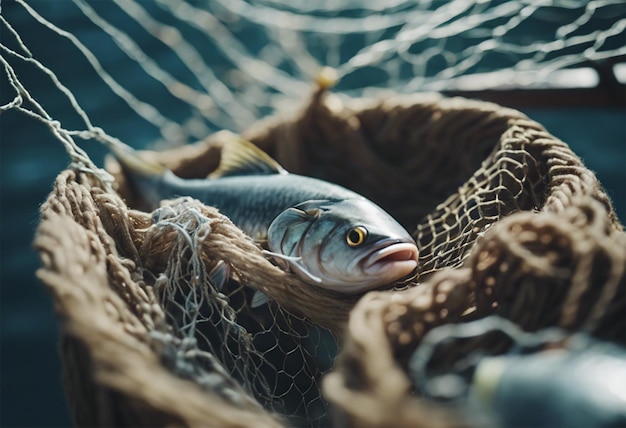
[362,240,419,278]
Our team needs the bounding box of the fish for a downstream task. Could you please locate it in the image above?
[106,137,418,305]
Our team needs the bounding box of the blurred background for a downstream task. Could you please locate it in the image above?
[1,1,624,426]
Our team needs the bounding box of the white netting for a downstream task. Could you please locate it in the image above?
[141,198,336,424]
[2,0,624,148]
[3,1,624,427]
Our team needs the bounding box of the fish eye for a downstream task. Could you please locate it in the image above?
[346,226,368,247]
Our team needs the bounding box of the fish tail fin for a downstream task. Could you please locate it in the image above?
[105,138,165,178]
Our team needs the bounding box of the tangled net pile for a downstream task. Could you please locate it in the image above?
[2,1,625,427]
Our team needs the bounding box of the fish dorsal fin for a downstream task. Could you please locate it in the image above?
[209,138,287,178]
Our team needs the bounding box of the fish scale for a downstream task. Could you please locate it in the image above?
[142,172,363,239]
[107,137,419,299]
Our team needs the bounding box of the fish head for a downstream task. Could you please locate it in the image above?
[267,199,419,293]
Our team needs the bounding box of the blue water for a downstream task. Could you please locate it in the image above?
[1,3,624,427]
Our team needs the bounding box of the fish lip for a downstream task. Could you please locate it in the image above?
[362,239,419,276]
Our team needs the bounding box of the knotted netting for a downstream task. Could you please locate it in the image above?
[2,0,625,427]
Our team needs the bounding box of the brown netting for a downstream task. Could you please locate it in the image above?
[35,88,625,427]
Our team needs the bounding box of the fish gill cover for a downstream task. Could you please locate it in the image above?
[1,1,625,427]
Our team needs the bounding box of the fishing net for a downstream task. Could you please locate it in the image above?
[2,0,624,427]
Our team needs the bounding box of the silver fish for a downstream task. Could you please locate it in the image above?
[107,137,418,301]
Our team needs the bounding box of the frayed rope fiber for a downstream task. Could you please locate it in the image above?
[36,89,625,427]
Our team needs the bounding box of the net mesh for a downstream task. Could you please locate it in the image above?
[2,1,624,427]
[2,1,624,144]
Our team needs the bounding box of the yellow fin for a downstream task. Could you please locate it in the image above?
[209,138,287,178]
